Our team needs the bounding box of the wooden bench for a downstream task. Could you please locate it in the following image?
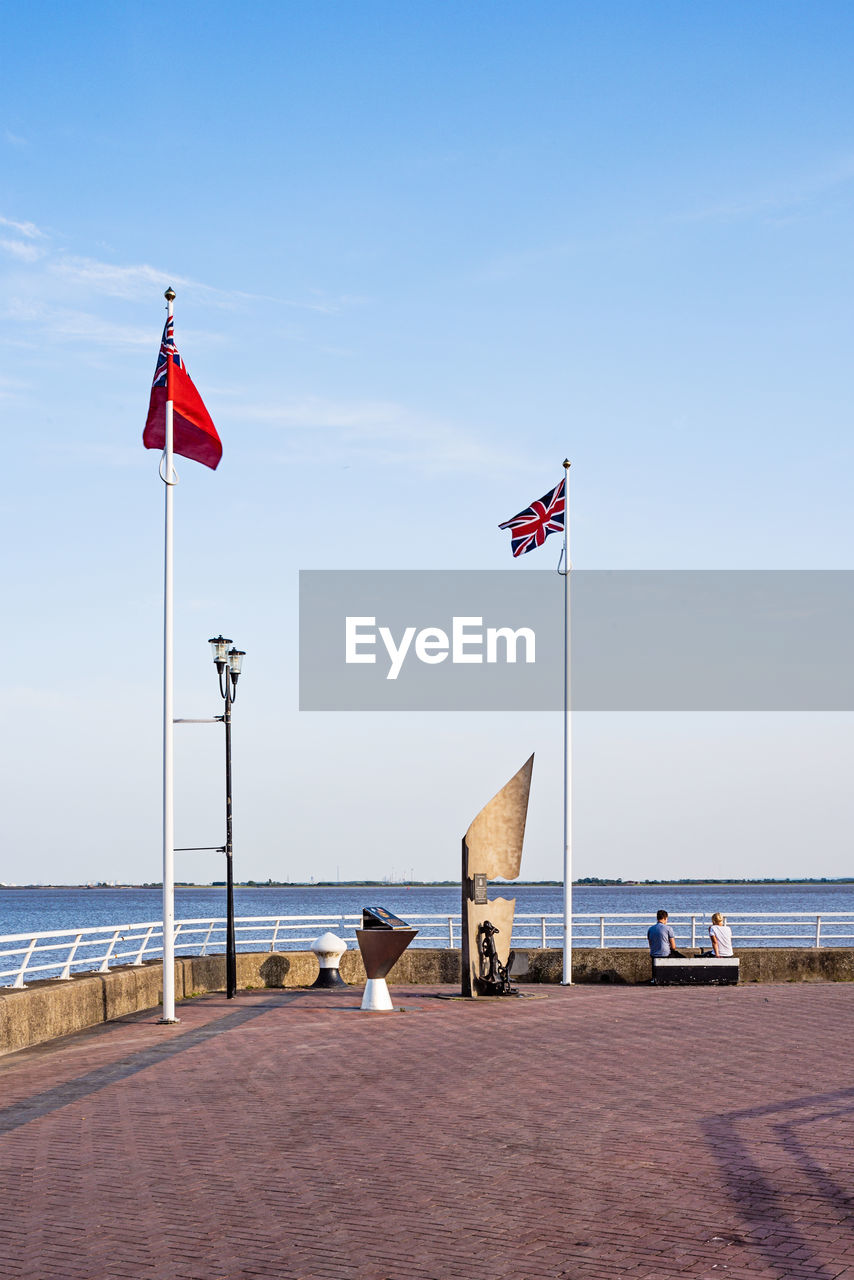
[652,956,740,985]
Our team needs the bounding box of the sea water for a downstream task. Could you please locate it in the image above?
[2,882,854,948]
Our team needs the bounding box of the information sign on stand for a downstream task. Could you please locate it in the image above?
[355,905,418,1011]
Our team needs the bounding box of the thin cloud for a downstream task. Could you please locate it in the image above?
[3,130,28,148]
[8,299,153,348]
[47,310,153,348]
[236,394,533,475]
[50,257,195,301]
[269,430,527,476]
[0,215,357,318]
[52,255,356,314]
[0,374,30,401]
[480,154,854,282]
[0,215,46,239]
[0,238,44,262]
[241,396,405,430]
[674,155,854,226]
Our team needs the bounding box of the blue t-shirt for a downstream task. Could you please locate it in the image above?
[648,922,675,957]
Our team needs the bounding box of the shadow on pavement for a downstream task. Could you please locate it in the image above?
[0,994,287,1136]
[703,1085,854,1279]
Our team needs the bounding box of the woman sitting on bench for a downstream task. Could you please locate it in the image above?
[708,912,734,957]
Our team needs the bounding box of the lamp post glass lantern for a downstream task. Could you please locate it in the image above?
[208,635,245,998]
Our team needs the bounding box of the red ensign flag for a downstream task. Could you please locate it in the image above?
[143,316,222,470]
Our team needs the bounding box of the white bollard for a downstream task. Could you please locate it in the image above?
[310,932,347,988]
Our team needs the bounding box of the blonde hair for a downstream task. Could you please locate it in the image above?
[711,912,724,926]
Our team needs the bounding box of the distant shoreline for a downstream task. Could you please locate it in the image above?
[2,878,853,890]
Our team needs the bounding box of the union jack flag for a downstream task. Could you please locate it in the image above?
[151,316,184,387]
[499,478,565,557]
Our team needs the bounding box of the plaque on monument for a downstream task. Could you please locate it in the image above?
[361,905,411,930]
[473,873,488,905]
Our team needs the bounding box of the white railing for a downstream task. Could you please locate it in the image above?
[1,910,853,988]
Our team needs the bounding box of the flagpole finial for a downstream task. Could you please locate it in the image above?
[563,458,571,469]
[164,287,176,302]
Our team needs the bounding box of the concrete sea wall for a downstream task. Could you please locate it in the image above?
[2,946,853,1057]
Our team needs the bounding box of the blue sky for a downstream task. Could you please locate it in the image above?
[2,1,853,885]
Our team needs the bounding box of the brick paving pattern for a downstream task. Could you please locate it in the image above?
[2,982,854,1278]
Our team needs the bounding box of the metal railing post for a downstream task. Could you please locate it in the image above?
[271,918,281,952]
[691,916,697,949]
[541,916,547,948]
[133,925,155,966]
[816,915,822,948]
[99,929,121,973]
[599,916,605,949]
[14,937,38,988]
[448,916,454,948]
[60,933,83,980]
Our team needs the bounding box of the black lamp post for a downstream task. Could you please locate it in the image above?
[208,635,245,999]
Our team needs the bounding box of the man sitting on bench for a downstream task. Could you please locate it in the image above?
[648,909,685,964]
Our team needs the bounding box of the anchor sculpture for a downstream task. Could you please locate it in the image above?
[461,754,533,997]
[477,919,516,996]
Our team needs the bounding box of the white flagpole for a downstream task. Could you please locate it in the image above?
[561,459,573,984]
[160,286,179,1023]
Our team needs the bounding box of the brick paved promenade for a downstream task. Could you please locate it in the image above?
[2,982,854,1279]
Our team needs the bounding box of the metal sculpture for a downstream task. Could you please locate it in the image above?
[461,754,534,997]
[477,920,516,996]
